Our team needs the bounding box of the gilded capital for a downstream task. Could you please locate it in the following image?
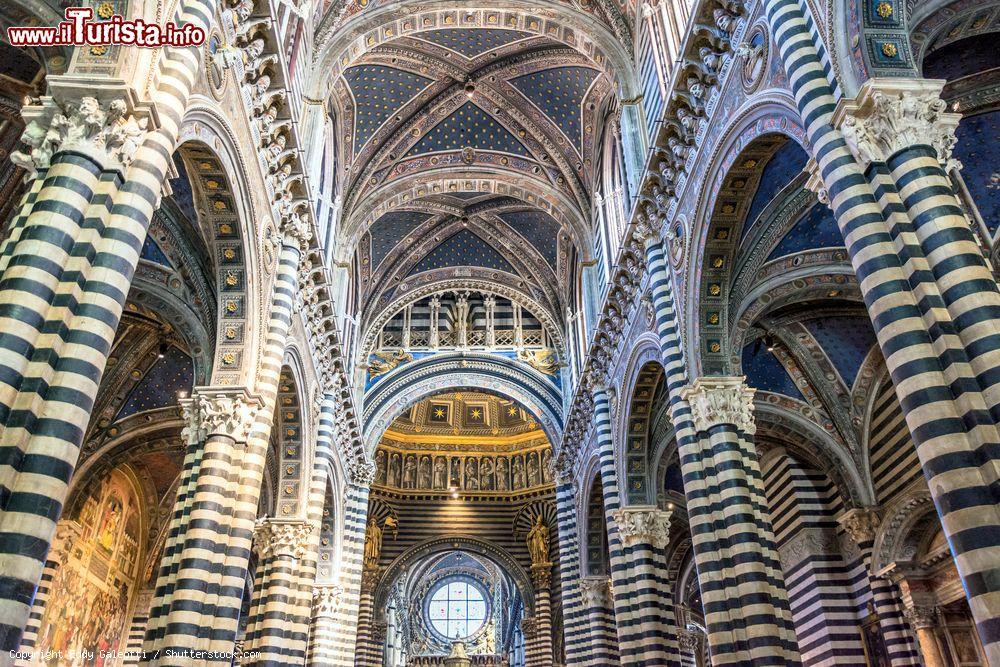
[612,506,672,549]
[680,376,755,434]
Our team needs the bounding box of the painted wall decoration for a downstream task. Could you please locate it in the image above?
[31,469,143,666]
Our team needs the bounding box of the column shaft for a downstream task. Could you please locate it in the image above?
[765,1,1000,660]
[553,481,593,664]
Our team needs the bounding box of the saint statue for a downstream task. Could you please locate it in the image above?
[418,456,432,488]
[526,514,550,565]
[363,518,383,570]
[496,458,509,491]
[512,456,525,488]
[433,457,448,489]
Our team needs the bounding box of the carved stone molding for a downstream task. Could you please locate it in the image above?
[839,507,881,547]
[777,527,840,571]
[254,519,314,560]
[313,584,345,618]
[681,376,756,434]
[13,78,158,176]
[579,577,612,608]
[834,78,961,169]
[613,506,672,549]
[804,158,829,206]
[195,388,262,441]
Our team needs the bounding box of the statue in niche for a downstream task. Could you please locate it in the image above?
[527,452,540,486]
[433,457,448,489]
[480,458,495,490]
[512,456,525,489]
[496,457,509,491]
[388,453,401,487]
[402,455,416,489]
[541,450,552,483]
[418,456,431,489]
[375,450,386,484]
[465,458,480,490]
[363,518,383,570]
[451,457,462,489]
[526,514,550,565]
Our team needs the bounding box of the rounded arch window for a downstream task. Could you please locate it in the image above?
[424,576,490,640]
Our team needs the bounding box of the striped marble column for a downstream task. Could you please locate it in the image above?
[636,216,800,665]
[15,521,77,658]
[610,506,679,666]
[680,378,800,666]
[838,508,921,666]
[243,519,314,665]
[354,570,382,667]
[526,563,554,666]
[0,0,215,646]
[323,482,372,666]
[306,584,344,665]
[765,0,1000,660]
[552,478,591,664]
[579,577,619,666]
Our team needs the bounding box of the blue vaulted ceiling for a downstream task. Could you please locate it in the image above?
[511,66,598,151]
[498,210,560,268]
[409,229,516,276]
[369,211,433,267]
[804,316,877,388]
[742,343,805,402]
[407,102,530,157]
[416,28,531,58]
[346,65,433,152]
[954,110,1000,235]
[767,202,844,260]
[741,141,809,241]
[116,346,194,421]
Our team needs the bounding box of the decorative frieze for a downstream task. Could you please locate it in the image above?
[835,78,961,169]
[681,376,756,434]
[253,518,313,560]
[777,527,840,571]
[612,506,672,549]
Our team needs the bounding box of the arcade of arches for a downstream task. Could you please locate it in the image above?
[0,0,998,664]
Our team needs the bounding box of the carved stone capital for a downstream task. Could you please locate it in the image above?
[12,78,157,176]
[520,616,537,638]
[279,207,314,252]
[579,577,612,608]
[195,388,262,441]
[835,78,961,169]
[253,519,314,560]
[313,584,345,618]
[633,207,664,247]
[178,397,203,445]
[612,506,672,549]
[838,507,880,547]
[677,629,702,651]
[680,376,755,434]
[530,562,553,590]
[804,158,829,206]
[348,456,377,487]
[371,620,388,643]
[903,604,938,629]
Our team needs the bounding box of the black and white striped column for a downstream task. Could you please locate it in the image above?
[553,478,592,664]
[766,0,1000,660]
[243,519,314,665]
[578,577,619,666]
[526,563,554,666]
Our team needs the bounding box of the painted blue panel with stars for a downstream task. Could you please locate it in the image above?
[369,211,433,267]
[741,141,809,241]
[804,316,877,388]
[742,343,805,401]
[116,346,194,421]
[511,66,598,151]
[346,64,433,152]
[954,110,1000,235]
[407,102,530,157]
[140,236,174,268]
[409,229,516,275]
[767,202,844,260]
[416,28,530,58]
[498,210,560,268]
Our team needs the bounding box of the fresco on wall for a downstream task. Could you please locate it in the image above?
[31,469,142,666]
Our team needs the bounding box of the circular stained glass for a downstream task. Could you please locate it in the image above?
[425,578,488,640]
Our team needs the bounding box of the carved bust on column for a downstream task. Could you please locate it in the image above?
[680,376,755,434]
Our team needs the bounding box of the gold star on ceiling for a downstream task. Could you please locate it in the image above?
[434,408,445,418]
[507,406,517,416]
[470,408,482,420]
